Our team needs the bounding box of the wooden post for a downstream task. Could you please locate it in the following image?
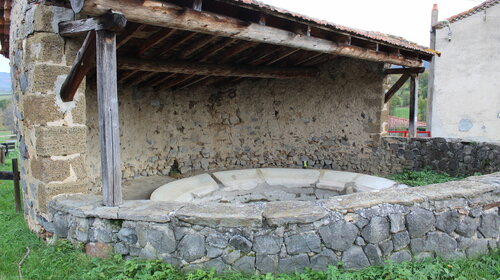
[12,158,21,213]
[96,29,123,206]
[409,74,419,138]
[426,4,439,133]
[0,146,5,165]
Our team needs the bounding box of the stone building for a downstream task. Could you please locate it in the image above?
[3,0,500,273]
[430,0,500,142]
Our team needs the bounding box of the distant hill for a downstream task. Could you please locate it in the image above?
[0,72,11,94]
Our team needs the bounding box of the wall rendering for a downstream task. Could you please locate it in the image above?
[431,4,500,142]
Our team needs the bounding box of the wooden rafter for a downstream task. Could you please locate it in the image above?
[117,57,319,79]
[59,11,127,37]
[180,35,219,59]
[159,32,197,58]
[137,28,176,57]
[60,30,96,102]
[116,23,146,49]
[78,0,423,67]
[198,38,237,62]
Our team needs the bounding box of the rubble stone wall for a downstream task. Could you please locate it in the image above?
[9,1,89,232]
[48,173,500,273]
[85,58,386,191]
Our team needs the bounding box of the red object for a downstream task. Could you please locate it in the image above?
[388,131,431,138]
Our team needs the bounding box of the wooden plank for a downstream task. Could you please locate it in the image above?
[59,12,127,37]
[137,29,176,57]
[384,73,410,103]
[157,74,196,90]
[12,158,21,213]
[60,31,96,102]
[198,38,236,62]
[180,35,219,59]
[79,0,423,67]
[96,29,122,207]
[159,32,197,58]
[117,57,319,78]
[218,42,258,63]
[0,170,13,180]
[384,67,425,75]
[116,23,146,49]
[409,75,419,138]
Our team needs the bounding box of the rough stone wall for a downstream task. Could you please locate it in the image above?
[48,173,500,273]
[9,1,89,232]
[85,59,385,191]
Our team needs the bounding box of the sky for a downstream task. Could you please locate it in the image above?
[0,0,483,73]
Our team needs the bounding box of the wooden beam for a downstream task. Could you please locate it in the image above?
[117,57,319,79]
[149,73,177,87]
[12,158,21,213]
[409,74,419,138]
[198,38,236,62]
[157,74,196,90]
[137,29,176,57]
[218,42,258,63]
[384,67,425,75]
[384,73,410,103]
[60,31,96,102]
[59,11,127,37]
[79,0,423,67]
[96,29,122,207]
[180,35,219,59]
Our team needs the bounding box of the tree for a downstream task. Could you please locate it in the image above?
[2,99,14,131]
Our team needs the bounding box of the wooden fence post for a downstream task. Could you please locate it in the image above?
[12,158,21,213]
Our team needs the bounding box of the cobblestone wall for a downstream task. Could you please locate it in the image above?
[48,173,500,273]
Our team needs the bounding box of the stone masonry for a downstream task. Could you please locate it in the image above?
[48,172,500,273]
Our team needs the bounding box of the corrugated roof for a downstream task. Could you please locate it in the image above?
[217,0,434,56]
[435,0,500,29]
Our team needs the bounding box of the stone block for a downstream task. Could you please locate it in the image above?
[175,203,262,227]
[478,213,500,238]
[23,95,63,126]
[229,235,252,253]
[263,201,327,226]
[465,239,489,257]
[364,244,383,266]
[213,169,265,191]
[117,200,182,223]
[285,233,321,254]
[407,208,435,238]
[207,232,228,249]
[203,258,226,273]
[72,97,86,124]
[361,216,389,244]
[30,64,70,94]
[279,254,310,273]
[85,242,113,258]
[31,157,70,183]
[341,246,370,270]
[38,181,88,212]
[33,5,74,33]
[392,231,410,251]
[233,256,255,273]
[354,175,398,191]
[150,174,219,202]
[35,126,87,156]
[117,228,137,244]
[25,33,65,64]
[389,213,406,233]
[147,225,176,254]
[178,234,206,262]
[260,168,320,187]
[426,232,458,259]
[389,250,411,263]
[436,210,460,234]
[317,170,358,192]
[256,254,278,273]
[310,249,338,271]
[253,235,282,254]
[319,220,358,251]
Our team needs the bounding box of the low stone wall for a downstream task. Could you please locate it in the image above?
[47,173,499,273]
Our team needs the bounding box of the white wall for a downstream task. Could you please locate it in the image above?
[432,4,500,143]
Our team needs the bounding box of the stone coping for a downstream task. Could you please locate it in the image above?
[49,172,500,227]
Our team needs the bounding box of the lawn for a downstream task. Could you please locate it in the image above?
[391,107,409,119]
[387,169,465,187]
[0,160,499,279]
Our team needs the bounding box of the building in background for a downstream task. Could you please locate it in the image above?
[430,0,500,142]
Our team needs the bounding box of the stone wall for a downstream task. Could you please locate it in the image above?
[48,173,500,273]
[85,59,385,191]
[9,1,88,232]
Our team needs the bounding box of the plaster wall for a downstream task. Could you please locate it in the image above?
[85,59,386,191]
[432,5,500,142]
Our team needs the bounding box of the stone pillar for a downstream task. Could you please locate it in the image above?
[10,1,90,232]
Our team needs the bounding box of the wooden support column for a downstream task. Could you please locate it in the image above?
[409,74,419,138]
[96,29,122,206]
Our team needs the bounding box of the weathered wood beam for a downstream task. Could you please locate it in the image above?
[79,0,423,67]
[59,11,127,37]
[128,72,157,86]
[384,73,410,103]
[265,49,300,65]
[409,74,419,138]
[384,67,425,75]
[198,38,237,62]
[117,57,319,79]
[137,29,176,57]
[294,52,323,66]
[96,29,122,206]
[157,74,196,90]
[149,73,177,87]
[180,35,218,59]
[60,30,96,102]
[218,42,258,63]
[159,32,197,58]
[178,75,211,89]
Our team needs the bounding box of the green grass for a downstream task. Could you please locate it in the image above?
[391,107,409,119]
[1,156,499,279]
[388,169,465,187]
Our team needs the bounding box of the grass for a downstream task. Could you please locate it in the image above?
[0,157,499,279]
[388,169,465,187]
[390,107,409,119]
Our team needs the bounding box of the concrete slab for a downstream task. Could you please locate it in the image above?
[150,174,219,202]
[213,169,264,191]
[354,175,397,191]
[260,168,320,187]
